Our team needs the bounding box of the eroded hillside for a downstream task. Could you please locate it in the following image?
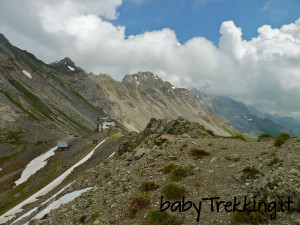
[15,118,300,225]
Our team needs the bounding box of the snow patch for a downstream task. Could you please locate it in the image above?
[248,119,253,121]
[33,187,92,220]
[172,86,176,90]
[109,152,115,158]
[0,139,107,224]
[11,207,38,225]
[67,66,75,71]
[134,77,137,80]
[136,81,140,85]
[42,182,74,206]
[15,147,58,186]
[22,70,32,79]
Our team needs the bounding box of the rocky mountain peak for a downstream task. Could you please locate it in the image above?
[49,57,78,73]
[122,72,172,90]
[54,57,75,67]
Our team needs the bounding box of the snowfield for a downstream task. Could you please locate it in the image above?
[0,138,107,224]
[67,66,75,71]
[33,187,92,220]
[15,147,58,186]
[11,207,38,225]
[22,70,32,78]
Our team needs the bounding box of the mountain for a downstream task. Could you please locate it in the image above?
[264,114,300,136]
[0,33,235,219]
[191,88,296,136]
[75,72,235,136]
[7,117,300,225]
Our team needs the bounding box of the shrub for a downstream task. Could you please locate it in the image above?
[161,164,191,181]
[141,181,159,191]
[170,167,189,181]
[267,157,283,166]
[258,133,273,142]
[163,182,186,199]
[232,203,269,224]
[91,211,99,220]
[127,193,150,218]
[242,167,261,180]
[274,133,290,146]
[189,148,211,159]
[147,210,180,225]
[279,133,290,140]
[162,164,177,174]
[79,215,87,223]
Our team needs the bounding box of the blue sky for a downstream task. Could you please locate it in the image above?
[114,0,300,45]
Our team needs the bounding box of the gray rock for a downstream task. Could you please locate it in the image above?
[134,148,146,160]
[182,134,190,138]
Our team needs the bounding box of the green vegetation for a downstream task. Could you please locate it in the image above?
[8,78,55,121]
[79,215,87,223]
[0,161,62,215]
[230,134,246,141]
[224,156,240,162]
[163,182,186,199]
[6,44,44,73]
[147,210,180,225]
[127,193,150,218]
[179,141,188,151]
[0,131,24,145]
[274,133,290,146]
[86,198,92,207]
[161,164,192,181]
[91,211,99,220]
[54,107,90,133]
[267,157,283,167]
[0,89,38,120]
[162,164,177,174]
[70,88,105,115]
[189,148,211,159]
[242,167,262,180]
[170,167,190,181]
[258,133,273,142]
[232,203,269,224]
[141,181,159,191]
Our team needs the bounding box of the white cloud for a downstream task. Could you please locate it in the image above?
[0,0,300,118]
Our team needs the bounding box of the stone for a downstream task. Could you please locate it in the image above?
[134,148,146,160]
[182,133,191,138]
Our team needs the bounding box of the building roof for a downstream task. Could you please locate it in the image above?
[57,141,68,148]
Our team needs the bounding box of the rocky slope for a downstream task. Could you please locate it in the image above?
[20,117,300,225]
[0,33,236,222]
[80,72,235,136]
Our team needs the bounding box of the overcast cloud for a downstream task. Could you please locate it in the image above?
[0,0,300,118]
